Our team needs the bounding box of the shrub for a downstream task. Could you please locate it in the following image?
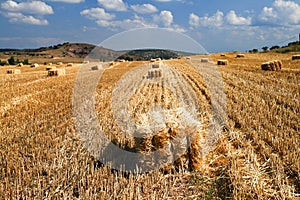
[270,45,280,50]
[23,59,29,65]
[8,56,15,65]
[262,46,269,51]
[0,60,7,66]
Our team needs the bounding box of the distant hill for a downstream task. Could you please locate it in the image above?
[0,42,124,62]
[0,42,196,64]
[271,41,300,53]
[249,40,300,53]
[116,49,195,61]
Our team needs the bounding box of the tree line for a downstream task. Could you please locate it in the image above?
[0,56,29,66]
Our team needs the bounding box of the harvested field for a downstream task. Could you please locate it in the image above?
[0,52,299,199]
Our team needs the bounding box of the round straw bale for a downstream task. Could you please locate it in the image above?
[292,55,300,60]
[30,63,39,68]
[217,59,228,65]
[236,54,245,58]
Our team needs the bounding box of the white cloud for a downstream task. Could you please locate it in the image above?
[259,0,300,25]
[153,10,185,32]
[158,10,173,27]
[103,15,157,30]
[4,12,48,25]
[83,13,157,30]
[48,0,84,3]
[226,10,252,25]
[168,24,186,33]
[0,1,53,25]
[131,4,158,14]
[274,0,300,24]
[189,13,200,28]
[189,10,251,28]
[80,8,115,21]
[1,0,53,15]
[97,0,127,11]
[198,10,224,27]
[259,7,277,23]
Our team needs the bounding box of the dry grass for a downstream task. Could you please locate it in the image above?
[0,52,299,199]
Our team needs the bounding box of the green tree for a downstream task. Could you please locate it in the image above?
[23,59,29,65]
[262,46,269,51]
[8,56,15,65]
[270,45,280,50]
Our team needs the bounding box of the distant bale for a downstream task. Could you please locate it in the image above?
[109,62,114,66]
[119,59,125,62]
[91,65,99,70]
[201,58,209,63]
[156,58,161,61]
[48,68,65,76]
[150,59,156,62]
[236,54,245,58]
[57,62,63,65]
[217,59,228,65]
[16,63,23,67]
[292,55,300,60]
[46,66,56,71]
[7,69,21,74]
[185,57,191,60]
[83,60,90,64]
[152,61,162,68]
[67,63,73,67]
[48,63,52,66]
[261,60,282,71]
[30,63,39,68]
[220,54,226,57]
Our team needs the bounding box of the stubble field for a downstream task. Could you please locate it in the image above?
[0,52,299,199]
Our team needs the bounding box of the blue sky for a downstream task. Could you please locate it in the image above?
[0,0,300,52]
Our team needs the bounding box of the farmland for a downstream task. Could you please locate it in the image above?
[0,52,299,199]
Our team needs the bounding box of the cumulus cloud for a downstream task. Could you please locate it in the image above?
[3,12,48,25]
[153,10,185,32]
[160,11,173,27]
[0,0,53,25]
[48,0,84,3]
[131,4,158,14]
[168,24,186,33]
[189,13,200,28]
[97,0,127,11]
[156,10,173,27]
[1,0,53,15]
[259,0,300,25]
[80,8,115,21]
[189,10,252,28]
[226,10,252,25]
[104,16,157,30]
[259,7,277,23]
[82,12,157,30]
[198,10,224,27]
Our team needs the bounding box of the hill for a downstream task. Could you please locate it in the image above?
[0,42,122,64]
[271,41,300,53]
[116,49,183,61]
[0,43,194,64]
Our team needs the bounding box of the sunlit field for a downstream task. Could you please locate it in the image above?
[0,52,299,199]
